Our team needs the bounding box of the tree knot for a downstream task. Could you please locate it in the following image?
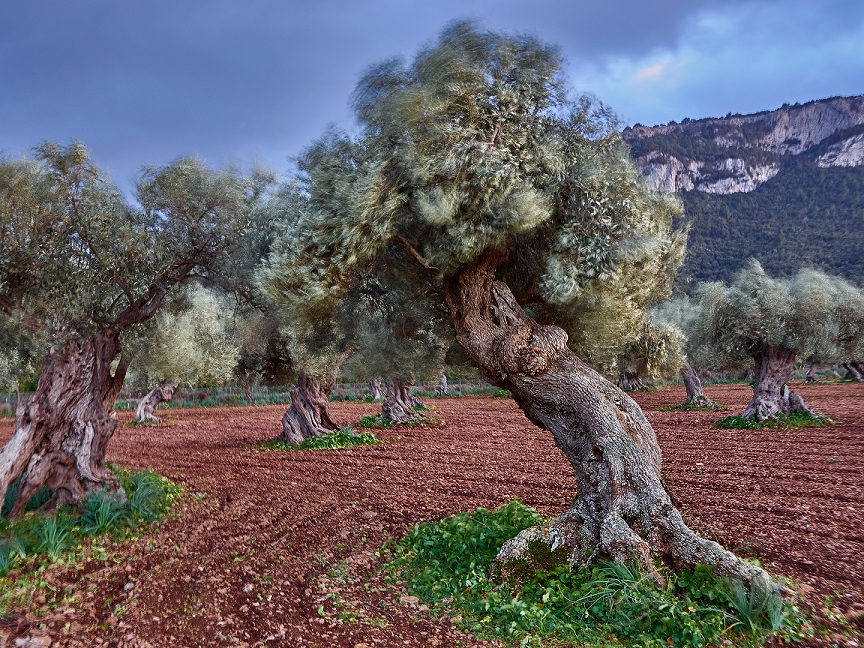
[494,323,568,376]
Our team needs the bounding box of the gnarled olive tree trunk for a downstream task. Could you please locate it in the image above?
[276,372,340,444]
[381,378,423,424]
[803,361,819,384]
[0,331,128,516]
[368,378,383,401]
[134,383,177,423]
[616,371,644,392]
[843,361,862,382]
[678,363,718,410]
[740,347,818,421]
[443,249,770,586]
[434,373,448,397]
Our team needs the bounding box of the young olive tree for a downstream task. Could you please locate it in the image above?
[651,298,719,409]
[613,320,684,392]
[260,23,769,586]
[0,142,272,514]
[689,261,864,421]
[126,285,240,422]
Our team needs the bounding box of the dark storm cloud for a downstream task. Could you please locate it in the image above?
[1,0,861,191]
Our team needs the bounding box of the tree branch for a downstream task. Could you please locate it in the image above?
[394,234,440,273]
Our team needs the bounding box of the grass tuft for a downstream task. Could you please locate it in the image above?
[356,414,442,429]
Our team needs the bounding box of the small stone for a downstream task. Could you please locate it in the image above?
[399,595,418,605]
[123,582,135,591]
[243,583,253,593]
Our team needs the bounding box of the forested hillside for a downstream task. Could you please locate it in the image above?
[623,96,864,286]
[680,158,864,285]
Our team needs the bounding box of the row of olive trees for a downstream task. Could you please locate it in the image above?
[618,261,864,422]
[5,22,850,591]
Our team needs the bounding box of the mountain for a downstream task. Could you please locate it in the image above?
[622,95,864,285]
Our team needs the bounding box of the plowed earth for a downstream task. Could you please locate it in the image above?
[1,383,862,647]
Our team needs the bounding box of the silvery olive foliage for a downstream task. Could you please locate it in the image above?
[0,141,274,385]
[124,285,240,389]
[614,320,685,384]
[683,260,864,369]
[258,23,684,374]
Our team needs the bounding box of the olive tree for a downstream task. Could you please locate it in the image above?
[126,285,240,422]
[260,23,771,586]
[688,261,864,421]
[651,298,719,409]
[0,142,272,514]
[613,320,684,391]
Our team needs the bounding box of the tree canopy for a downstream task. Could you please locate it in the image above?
[687,260,864,370]
[258,22,685,376]
[0,142,273,350]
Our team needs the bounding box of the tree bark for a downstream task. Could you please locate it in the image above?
[740,347,818,421]
[242,376,255,405]
[434,373,448,397]
[276,373,340,444]
[843,361,862,382]
[442,248,770,587]
[381,378,423,424]
[368,378,383,401]
[617,371,644,392]
[678,363,718,409]
[134,383,177,423]
[803,361,819,384]
[0,331,128,516]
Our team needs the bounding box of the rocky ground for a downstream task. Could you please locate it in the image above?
[0,382,862,647]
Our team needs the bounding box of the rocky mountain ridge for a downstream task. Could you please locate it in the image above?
[623,95,864,194]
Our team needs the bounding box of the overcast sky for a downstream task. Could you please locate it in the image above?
[2,0,862,192]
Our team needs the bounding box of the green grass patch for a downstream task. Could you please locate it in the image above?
[259,428,380,451]
[384,500,810,647]
[356,414,442,429]
[658,403,723,412]
[716,411,831,429]
[492,389,510,398]
[0,467,181,591]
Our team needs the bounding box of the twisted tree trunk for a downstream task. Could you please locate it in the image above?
[381,378,423,424]
[678,363,718,410]
[740,347,818,421]
[368,378,383,401]
[803,361,819,384]
[443,249,770,587]
[134,383,177,423]
[617,371,644,392]
[434,373,448,397]
[843,361,862,382]
[242,376,255,405]
[0,331,128,516]
[276,372,340,444]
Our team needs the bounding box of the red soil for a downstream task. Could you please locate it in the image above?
[0,382,862,647]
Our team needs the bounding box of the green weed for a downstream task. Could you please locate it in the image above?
[34,514,73,560]
[81,489,128,535]
[384,500,811,647]
[716,411,831,429]
[259,428,380,451]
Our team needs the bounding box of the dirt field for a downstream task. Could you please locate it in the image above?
[1,382,862,647]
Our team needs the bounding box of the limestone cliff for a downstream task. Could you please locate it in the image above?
[624,95,864,194]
